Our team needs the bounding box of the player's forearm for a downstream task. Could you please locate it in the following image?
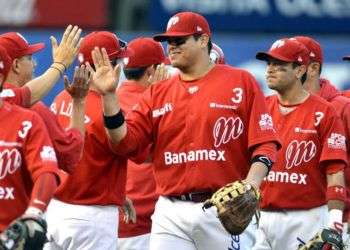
[327,171,346,211]
[29,172,58,212]
[69,98,86,136]
[102,93,127,144]
[26,63,65,105]
[245,162,269,189]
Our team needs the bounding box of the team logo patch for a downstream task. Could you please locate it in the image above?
[40,146,57,162]
[258,113,274,131]
[327,133,346,150]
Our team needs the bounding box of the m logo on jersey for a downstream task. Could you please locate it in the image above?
[0,148,22,180]
[213,116,244,148]
[285,140,317,169]
[259,113,274,131]
[327,133,346,150]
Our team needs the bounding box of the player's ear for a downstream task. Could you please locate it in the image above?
[11,58,20,74]
[296,64,307,80]
[199,34,209,50]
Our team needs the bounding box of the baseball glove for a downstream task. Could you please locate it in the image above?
[0,215,47,250]
[298,228,344,250]
[202,180,260,235]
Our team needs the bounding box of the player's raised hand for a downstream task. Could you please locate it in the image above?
[148,63,170,85]
[90,47,121,95]
[50,25,82,70]
[64,65,90,99]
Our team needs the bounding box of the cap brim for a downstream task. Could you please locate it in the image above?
[256,51,295,63]
[26,43,45,55]
[153,31,195,42]
[343,56,350,61]
[110,47,134,59]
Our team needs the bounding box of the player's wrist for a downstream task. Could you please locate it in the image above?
[328,209,343,233]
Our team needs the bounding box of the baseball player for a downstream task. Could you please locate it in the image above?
[342,55,350,98]
[44,31,134,250]
[117,37,169,250]
[210,42,225,65]
[91,11,280,250]
[0,25,82,108]
[0,31,86,174]
[0,43,59,240]
[253,38,347,250]
[294,35,350,236]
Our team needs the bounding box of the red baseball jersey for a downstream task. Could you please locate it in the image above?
[318,78,350,220]
[117,81,158,238]
[261,94,347,210]
[111,64,280,196]
[0,101,59,231]
[343,90,350,99]
[51,90,127,206]
[4,83,83,174]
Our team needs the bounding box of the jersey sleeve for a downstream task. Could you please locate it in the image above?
[1,86,31,108]
[243,71,280,151]
[22,112,60,182]
[109,88,154,159]
[31,102,84,173]
[319,107,348,168]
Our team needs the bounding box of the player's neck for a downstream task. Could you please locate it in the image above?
[277,83,310,106]
[180,58,215,82]
[303,77,320,94]
[0,98,3,108]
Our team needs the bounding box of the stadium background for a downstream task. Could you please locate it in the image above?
[1,0,350,105]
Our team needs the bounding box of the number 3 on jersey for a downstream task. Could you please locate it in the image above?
[314,112,324,126]
[231,88,243,104]
[18,121,32,138]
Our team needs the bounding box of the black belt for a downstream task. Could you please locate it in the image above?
[168,191,213,203]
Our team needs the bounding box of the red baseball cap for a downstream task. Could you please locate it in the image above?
[153,12,211,42]
[78,31,133,65]
[0,45,11,77]
[256,38,310,66]
[0,32,45,61]
[124,37,169,69]
[210,43,225,64]
[293,36,323,64]
[343,55,350,61]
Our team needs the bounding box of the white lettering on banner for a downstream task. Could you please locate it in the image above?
[161,0,270,15]
[213,116,243,148]
[0,0,35,25]
[0,186,15,199]
[161,0,350,18]
[152,103,173,118]
[164,150,226,165]
[0,149,22,180]
[55,101,91,123]
[265,170,308,185]
[285,140,317,169]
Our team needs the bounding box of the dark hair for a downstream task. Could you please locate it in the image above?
[123,67,148,80]
[193,34,212,54]
[123,64,157,81]
[292,62,307,84]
